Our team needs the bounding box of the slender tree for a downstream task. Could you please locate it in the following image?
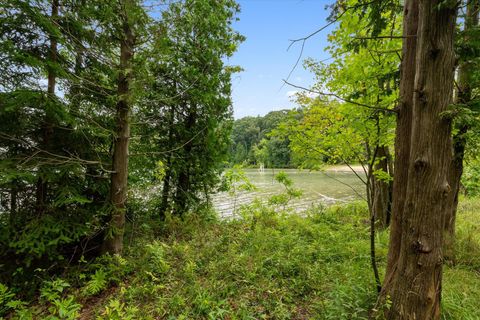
[102,0,137,254]
[35,0,59,215]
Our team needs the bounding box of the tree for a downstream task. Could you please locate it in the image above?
[230,110,293,167]
[0,0,244,290]
[380,1,457,318]
[444,0,480,260]
[0,0,120,286]
[286,0,401,230]
[101,0,148,255]
[135,0,244,216]
[382,0,418,294]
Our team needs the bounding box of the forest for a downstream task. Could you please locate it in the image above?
[0,0,479,319]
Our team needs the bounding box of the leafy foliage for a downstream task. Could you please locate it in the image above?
[132,0,244,215]
[0,0,243,297]
[6,197,480,319]
[230,110,295,168]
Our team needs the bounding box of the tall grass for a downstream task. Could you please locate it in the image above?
[2,199,479,319]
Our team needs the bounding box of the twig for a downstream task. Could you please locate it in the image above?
[283,80,397,114]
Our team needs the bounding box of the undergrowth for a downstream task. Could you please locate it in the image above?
[1,198,479,319]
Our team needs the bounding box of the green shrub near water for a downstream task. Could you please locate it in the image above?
[2,198,480,319]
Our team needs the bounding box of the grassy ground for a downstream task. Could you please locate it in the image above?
[2,198,480,319]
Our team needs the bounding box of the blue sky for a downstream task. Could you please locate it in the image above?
[228,0,335,119]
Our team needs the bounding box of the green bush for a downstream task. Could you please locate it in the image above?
[463,164,480,197]
[4,197,480,319]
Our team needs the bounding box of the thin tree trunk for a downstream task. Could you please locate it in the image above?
[102,4,135,254]
[372,145,392,229]
[159,165,172,216]
[71,11,84,111]
[380,0,418,299]
[385,1,457,318]
[36,0,59,214]
[159,149,173,218]
[366,142,381,293]
[174,139,192,215]
[443,0,479,262]
[443,126,466,262]
[159,106,175,218]
[371,78,392,230]
[173,107,196,215]
[174,170,190,215]
[10,184,17,225]
[369,186,382,293]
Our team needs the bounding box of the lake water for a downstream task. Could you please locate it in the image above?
[212,168,366,217]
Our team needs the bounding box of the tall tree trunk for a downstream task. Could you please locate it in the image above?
[173,107,196,215]
[385,1,457,318]
[372,145,392,229]
[102,5,135,254]
[36,0,59,214]
[380,0,418,297]
[443,0,479,262]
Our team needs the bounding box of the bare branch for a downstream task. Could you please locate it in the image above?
[282,79,397,114]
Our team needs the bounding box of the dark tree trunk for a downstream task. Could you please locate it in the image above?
[365,142,381,292]
[173,107,196,215]
[102,4,135,254]
[372,145,392,229]
[71,23,84,110]
[159,163,172,217]
[380,0,418,297]
[36,0,59,214]
[174,170,191,215]
[443,126,466,262]
[384,1,457,318]
[159,106,175,218]
[443,0,479,262]
[10,184,17,225]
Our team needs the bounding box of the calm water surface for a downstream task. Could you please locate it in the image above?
[212,168,365,217]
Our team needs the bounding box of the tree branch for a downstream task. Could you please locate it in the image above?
[282,80,397,114]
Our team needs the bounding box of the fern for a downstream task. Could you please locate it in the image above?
[82,269,108,296]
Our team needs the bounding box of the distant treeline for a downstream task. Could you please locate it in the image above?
[229,110,293,168]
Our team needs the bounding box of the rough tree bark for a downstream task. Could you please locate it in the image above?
[380,0,418,298]
[443,0,479,262]
[102,3,135,254]
[384,1,457,318]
